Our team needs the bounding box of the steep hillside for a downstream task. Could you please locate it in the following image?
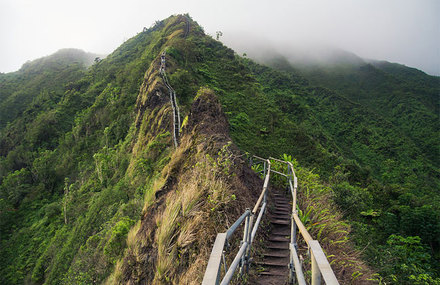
[256,52,440,283]
[0,19,177,284]
[0,49,97,130]
[264,53,439,166]
[110,85,261,284]
[0,14,439,284]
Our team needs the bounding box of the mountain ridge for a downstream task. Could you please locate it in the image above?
[0,14,438,284]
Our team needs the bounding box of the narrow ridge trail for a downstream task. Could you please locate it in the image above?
[160,50,181,147]
[183,15,190,37]
[254,188,292,285]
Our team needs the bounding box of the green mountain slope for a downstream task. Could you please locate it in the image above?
[0,49,98,130]
[267,53,439,166]
[0,15,439,284]
[257,52,440,282]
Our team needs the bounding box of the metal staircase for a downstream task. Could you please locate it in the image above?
[202,156,339,285]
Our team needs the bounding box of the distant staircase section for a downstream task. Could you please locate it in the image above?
[202,156,339,285]
[183,15,190,37]
[160,50,181,147]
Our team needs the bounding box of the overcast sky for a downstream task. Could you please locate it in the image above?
[1,0,439,75]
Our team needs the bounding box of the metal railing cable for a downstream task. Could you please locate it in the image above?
[202,155,339,285]
[160,50,181,147]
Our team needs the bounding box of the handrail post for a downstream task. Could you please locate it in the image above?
[289,249,294,284]
[311,250,322,285]
[240,210,250,275]
[222,251,227,275]
[263,187,268,204]
[263,160,267,177]
[246,212,255,272]
[202,233,227,285]
[291,211,297,248]
[247,213,252,272]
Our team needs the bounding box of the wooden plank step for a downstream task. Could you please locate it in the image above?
[269,213,290,219]
[270,232,291,239]
[273,209,291,214]
[272,207,290,212]
[259,271,286,277]
[270,218,290,224]
[274,204,290,208]
[267,242,289,250]
[274,204,290,209]
[271,212,290,216]
[260,255,290,264]
[271,219,290,225]
[256,260,288,267]
[273,200,290,205]
[273,196,290,200]
[271,228,291,236]
[263,251,290,258]
[269,236,290,242]
[272,194,287,199]
[259,267,288,276]
[255,276,288,285]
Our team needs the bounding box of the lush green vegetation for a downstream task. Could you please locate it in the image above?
[0,14,438,284]
[0,21,172,284]
[257,54,440,283]
[163,26,440,282]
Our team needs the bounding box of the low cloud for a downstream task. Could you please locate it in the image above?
[1,0,438,75]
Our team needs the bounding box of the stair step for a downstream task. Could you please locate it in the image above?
[255,276,288,285]
[263,251,290,258]
[267,242,289,250]
[273,197,290,201]
[274,205,291,209]
[269,213,290,219]
[271,209,291,214]
[256,260,288,267]
[271,219,290,225]
[271,232,291,239]
[271,226,290,233]
[274,208,291,213]
[269,236,290,242]
[270,218,290,224]
[274,200,290,204]
[272,213,290,218]
[259,269,286,276]
[274,204,290,209]
[259,255,290,264]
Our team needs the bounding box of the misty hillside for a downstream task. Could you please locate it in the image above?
[0,15,439,284]
[0,49,99,130]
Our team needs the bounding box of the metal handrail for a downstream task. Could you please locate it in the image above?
[202,159,271,285]
[221,241,248,284]
[251,160,270,214]
[226,210,251,240]
[203,155,339,285]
